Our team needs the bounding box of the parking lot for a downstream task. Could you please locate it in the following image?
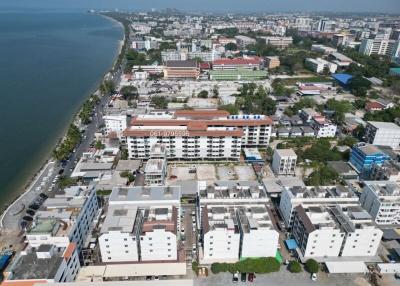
[195,270,371,286]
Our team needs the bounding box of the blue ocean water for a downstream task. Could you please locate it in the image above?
[0,11,123,203]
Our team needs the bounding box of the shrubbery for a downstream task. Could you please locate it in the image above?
[305,259,319,273]
[211,257,280,274]
[288,260,302,273]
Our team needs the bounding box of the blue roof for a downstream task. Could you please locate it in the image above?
[285,239,298,250]
[332,73,353,85]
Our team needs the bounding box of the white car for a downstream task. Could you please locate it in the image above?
[311,273,317,281]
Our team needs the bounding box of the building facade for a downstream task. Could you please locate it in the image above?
[271,149,297,176]
[365,121,400,149]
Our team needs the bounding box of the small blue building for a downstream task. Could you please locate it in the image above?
[349,143,390,178]
[332,73,353,87]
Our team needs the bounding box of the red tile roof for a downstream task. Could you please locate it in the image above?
[365,101,385,111]
[213,57,262,66]
[62,242,76,261]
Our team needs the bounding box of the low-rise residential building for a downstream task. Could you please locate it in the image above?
[144,157,167,185]
[365,121,400,149]
[235,35,256,48]
[2,243,80,285]
[26,186,99,252]
[349,143,390,178]
[360,181,400,225]
[271,149,297,176]
[209,69,267,81]
[311,115,337,138]
[163,60,200,79]
[292,205,382,261]
[305,58,337,74]
[279,185,359,228]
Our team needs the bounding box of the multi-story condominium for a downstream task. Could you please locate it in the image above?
[99,204,178,263]
[236,206,279,258]
[144,144,168,185]
[163,60,200,79]
[359,39,400,58]
[188,50,221,62]
[201,204,278,262]
[26,186,99,252]
[310,115,337,138]
[292,205,382,260]
[123,110,273,160]
[234,35,256,48]
[305,58,337,74]
[261,36,293,49]
[161,50,187,61]
[279,185,359,228]
[360,181,400,225]
[104,114,127,138]
[212,57,263,71]
[3,243,80,285]
[271,149,297,176]
[365,121,400,149]
[265,56,280,69]
[349,143,390,178]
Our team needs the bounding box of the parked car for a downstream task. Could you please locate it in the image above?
[311,273,317,281]
[240,273,246,282]
[248,273,255,282]
[232,272,239,283]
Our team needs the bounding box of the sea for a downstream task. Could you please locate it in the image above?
[0,11,124,205]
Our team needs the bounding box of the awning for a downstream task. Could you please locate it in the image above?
[285,239,298,250]
[325,261,368,274]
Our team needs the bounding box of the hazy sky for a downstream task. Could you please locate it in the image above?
[1,0,399,13]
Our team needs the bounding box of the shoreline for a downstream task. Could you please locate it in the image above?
[0,12,126,217]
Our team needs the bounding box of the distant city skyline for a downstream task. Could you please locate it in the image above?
[1,0,400,13]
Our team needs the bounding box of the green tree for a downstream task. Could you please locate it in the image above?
[349,76,371,97]
[95,140,105,150]
[151,96,169,109]
[338,136,358,147]
[219,104,239,115]
[305,259,320,274]
[326,99,353,123]
[197,90,209,98]
[225,42,238,51]
[288,261,302,273]
[306,165,339,186]
[120,86,138,101]
[58,176,78,189]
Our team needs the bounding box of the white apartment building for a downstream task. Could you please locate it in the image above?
[123,110,272,160]
[26,186,99,252]
[311,115,337,138]
[235,35,256,48]
[99,205,140,262]
[3,243,80,285]
[360,181,400,225]
[99,204,178,263]
[201,204,278,263]
[292,205,382,260]
[279,185,359,228]
[237,206,279,258]
[202,205,241,262]
[365,121,400,149]
[272,149,297,176]
[104,114,127,137]
[359,39,400,58]
[305,58,337,74]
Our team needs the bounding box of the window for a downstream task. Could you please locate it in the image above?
[352,246,356,248]
[125,251,129,253]
[150,250,153,252]
[125,245,128,247]
[106,245,109,248]
[149,237,152,240]
[105,239,109,242]
[124,238,127,241]
[108,257,111,260]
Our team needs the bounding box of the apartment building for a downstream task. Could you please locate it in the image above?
[359,39,400,58]
[144,144,168,185]
[163,60,200,79]
[99,204,178,263]
[234,35,256,48]
[271,149,297,176]
[262,36,293,49]
[305,58,337,74]
[201,204,278,262]
[212,57,263,71]
[311,115,337,138]
[360,181,400,225]
[265,56,280,69]
[292,205,382,260]
[123,110,273,160]
[365,121,400,149]
[349,143,390,177]
[26,186,99,252]
[3,243,80,285]
[279,185,359,228]
[104,114,127,138]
